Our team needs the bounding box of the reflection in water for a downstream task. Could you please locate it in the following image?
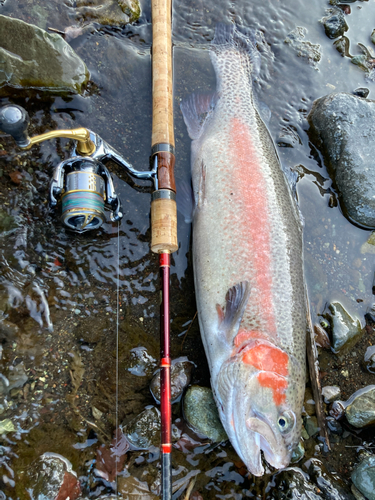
[0,0,375,496]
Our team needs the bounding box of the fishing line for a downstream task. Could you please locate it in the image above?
[115,220,120,495]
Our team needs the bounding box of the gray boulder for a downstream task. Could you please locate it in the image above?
[308,92,375,228]
[0,15,89,94]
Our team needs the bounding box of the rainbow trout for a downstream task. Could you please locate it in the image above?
[181,25,307,476]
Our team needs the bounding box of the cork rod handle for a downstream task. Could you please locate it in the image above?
[151,0,174,148]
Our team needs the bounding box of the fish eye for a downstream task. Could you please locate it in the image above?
[277,411,295,433]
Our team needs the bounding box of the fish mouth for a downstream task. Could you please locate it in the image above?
[246,417,291,473]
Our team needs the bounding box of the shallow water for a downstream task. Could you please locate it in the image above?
[0,0,375,497]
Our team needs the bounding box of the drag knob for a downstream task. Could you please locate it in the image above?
[0,105,30,148]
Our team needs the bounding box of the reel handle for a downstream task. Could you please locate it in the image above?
[0,105,30,148]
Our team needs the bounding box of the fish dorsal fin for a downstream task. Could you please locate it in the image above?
[217,281,251,343]
[180,92,218,140]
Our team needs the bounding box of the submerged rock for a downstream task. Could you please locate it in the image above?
[150,356,193,403]
[324,302,362,353]
[321,8,348,39]
[122,406,160,450]
[308,93,375,228]
[27,452,81,500]
[75,0,141,26]
[0,418,15,434]
[183,386,227,443]
[351,455,375,500]
[291,440,305,463]
[0,15,89,94]
[305,458,355,500]
[268,467,321,499]
[284,27,321,68]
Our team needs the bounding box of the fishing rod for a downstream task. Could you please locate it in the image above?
[0,5,178,483]
[150,0,178,497]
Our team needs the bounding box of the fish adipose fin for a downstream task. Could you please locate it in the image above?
[180,92,219,140]
[217,281,251,343]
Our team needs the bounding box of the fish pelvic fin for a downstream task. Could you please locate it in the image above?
[216,281,251,344]
[180,92,219,140]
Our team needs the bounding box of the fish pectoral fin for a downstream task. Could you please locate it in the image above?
[180,91,219,140]
[217,281,251,343]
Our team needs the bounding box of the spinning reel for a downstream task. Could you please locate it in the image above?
[0,104,157,233]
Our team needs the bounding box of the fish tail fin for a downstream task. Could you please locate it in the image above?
[211,23,261,77]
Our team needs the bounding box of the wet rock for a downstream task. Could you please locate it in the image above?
[183,386,227,443]
[150,356,193,403]
[122,406,160,450]
[284,27,322,68]
[308,93,375,228]
[305,458,355,500]
[345,386,375,428]
[268,467,322,499]
[324,302,362,353]
[0,374,9,395]
[0,15,89,94]
[333,36,351,57]
[0,210,17,233]
[364,345,375,373]
[326,416,343,435]
[118,475,158,499]
[350,44,375,79]
[304,416,320,437]
[321,8,348,39]
[351,485,367,500]
[322,385,341,403]
[291,440,305,463]
[352,455,375,500]
[0,418,15,433]
[75,0,141,26]
[127,346,157,377]
[27,452,81,500]
[353,88,370,98]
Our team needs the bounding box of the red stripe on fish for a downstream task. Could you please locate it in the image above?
[242,342,289,376]
[229,117,276,337]
[257,372,288,405]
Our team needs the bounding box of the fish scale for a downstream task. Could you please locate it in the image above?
[181,24,307,476]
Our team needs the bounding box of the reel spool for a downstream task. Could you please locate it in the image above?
[50,157,122,233]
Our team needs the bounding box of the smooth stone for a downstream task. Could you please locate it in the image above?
[284,27,321,68]
[324,302,362,353]
[351,485,367,500]
[0,15,89,94]
[122,406,160,450]
[7,362,28,391]
[321,8,348,39]
[353,88,370,98]
[345,387,375,428]
[291,441,305,464]
[352,456,375,500]
[308,93,375,228]
[322,385,341,403]
[183,386,227,443]
[326,416,343,435]
[150,356,193,403]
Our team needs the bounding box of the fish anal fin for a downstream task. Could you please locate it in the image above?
[218,281,251,343]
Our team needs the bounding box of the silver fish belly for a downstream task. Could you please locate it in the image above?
[181,25,307,476]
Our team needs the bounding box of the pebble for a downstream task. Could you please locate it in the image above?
[304,416,320,437]
[324,302,362,353]
[322,385,341,403]
[183,386,227,442]
[351,455,375,500]
[346,386,375,428]
[122,406,161,450]
[150,356,193,403]
[291,441,305,463]
[320,8,348,39]
[284,27,322,68]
